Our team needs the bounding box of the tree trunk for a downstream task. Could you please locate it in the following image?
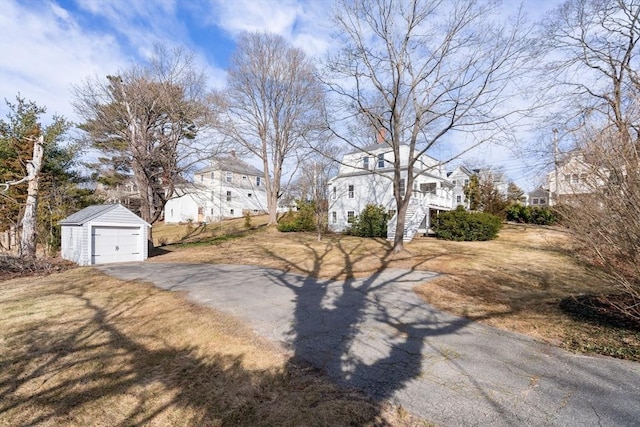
[392,196,409,253]
[19,136,45,259]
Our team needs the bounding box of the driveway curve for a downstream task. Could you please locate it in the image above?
[98,263,640,426]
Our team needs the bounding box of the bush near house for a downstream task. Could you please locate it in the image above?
[277,200,317,232]
[506,204,557,225]
[432,206,502,241]
[346,204,388,238]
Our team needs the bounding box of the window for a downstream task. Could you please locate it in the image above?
[420,183,436,194]
[332,212,337,224]
[256,176,261,186]
[226,191,232,201]
[456,195,462,203]
[242,175,247,180]
[200,174,203,182]
[464,178,469,186]
[248,193,252,198]
[571,174,579,184]
[332,186,337,200]
[210,172,215,179]
[363,156,369,169]
[211,208,214,215]
[399,179,406,195]
[452,180,457,185]
[347,211,355,223]
[532,198,539,205]
[230,209,234,215]
[170,209,174,216]
[348,184,354,198]
[539,198,546,204]
[377,153,385,168]
[226,171,232,182]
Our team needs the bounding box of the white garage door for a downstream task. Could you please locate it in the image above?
[92,226,142,264]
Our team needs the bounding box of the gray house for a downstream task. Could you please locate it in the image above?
[59,204,151,265]
[526,188,550,207]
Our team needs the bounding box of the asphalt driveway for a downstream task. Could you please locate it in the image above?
[98,263,640,426]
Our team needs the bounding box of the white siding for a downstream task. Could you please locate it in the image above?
[328,147,454,232]
[60,204,150,266]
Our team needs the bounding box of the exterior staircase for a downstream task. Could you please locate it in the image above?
[386,201,427,243]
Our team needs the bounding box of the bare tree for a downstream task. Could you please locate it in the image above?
[325,0,535,252]
[74,45,217,229]
[541,0,639,144]
[217,32,326,225]
[542,0,639,318]
[291,144,341,240]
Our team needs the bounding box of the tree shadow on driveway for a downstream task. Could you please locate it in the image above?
[259,239,474,400]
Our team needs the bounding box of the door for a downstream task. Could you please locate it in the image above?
[92,226,141,264]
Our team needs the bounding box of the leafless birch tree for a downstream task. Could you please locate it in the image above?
[324,0,535,252]
[217,32,326,225]
[1,97,71,259]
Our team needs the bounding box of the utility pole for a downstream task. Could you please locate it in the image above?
[553,128,559,206]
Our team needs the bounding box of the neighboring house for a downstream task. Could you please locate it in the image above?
[447,166,474,209]
[59,203,151,265]
[475,168,509,197]
[546,150,600,205]
[164,154,267,223]
[328,143,454,242]
[446,166,509,209]
[526,188,550,207]
[94,178,142,215]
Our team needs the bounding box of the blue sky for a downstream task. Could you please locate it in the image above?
[0,0,564,189]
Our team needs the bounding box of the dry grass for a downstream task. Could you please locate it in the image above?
[152,215,271,247]
[0,269,428,426]
[151,222,639,360]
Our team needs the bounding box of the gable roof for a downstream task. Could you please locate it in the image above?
[58,204,150,226]
[447,165,475,177]
[346,142,394,155]
[196,156,264,176]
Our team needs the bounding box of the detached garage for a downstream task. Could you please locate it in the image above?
[59,204,151,265]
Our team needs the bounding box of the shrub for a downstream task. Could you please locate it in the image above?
[277,200,316,232]
[506,203,556,225]
[432,206,502,241]
[347,204,388,238]
[243,212,252,229]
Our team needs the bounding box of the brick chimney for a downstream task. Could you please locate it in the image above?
[376,128,386,144]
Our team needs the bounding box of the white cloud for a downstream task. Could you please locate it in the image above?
[0,0,127,121]
[205,0,333,59]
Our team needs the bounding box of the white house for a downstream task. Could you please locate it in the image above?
[546,150,600,205]
[164,155,268,223]
[447,166,474,209]
[328,143,454,242]
[59,203,151,265]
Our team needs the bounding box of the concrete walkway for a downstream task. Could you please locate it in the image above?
[98,263,640,426]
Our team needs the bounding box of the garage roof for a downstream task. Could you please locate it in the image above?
[58,204,150,226]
